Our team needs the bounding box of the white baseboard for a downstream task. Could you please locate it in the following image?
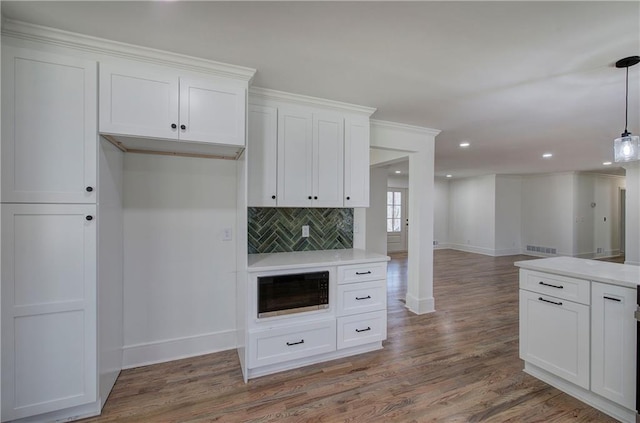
[447,243,499,257]
[122,329,236,369]
[524,362,635,423]
[405,293,435,315]
[493,247,522,257]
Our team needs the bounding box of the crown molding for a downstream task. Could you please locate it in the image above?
[370,119,441,137]
[1,18,257,83]
[249,86,376,116]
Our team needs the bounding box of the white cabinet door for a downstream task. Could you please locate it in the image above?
[2,46,97,204]
[179,77,246,146]
[344,117,370,207]
[247,105,278,207]
[99,62,179,140]
[591,282,636,409]
[277,108,313,207]
[313,113,344,207]
[519,289,590,389]
[1,204,97,421]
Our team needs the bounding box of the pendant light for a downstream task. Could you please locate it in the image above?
[613,55,640,162]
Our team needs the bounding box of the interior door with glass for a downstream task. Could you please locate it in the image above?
[387,188,408,253]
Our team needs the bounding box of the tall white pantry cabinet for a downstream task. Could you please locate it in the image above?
[1,45,124,422]
[1,19,254,422]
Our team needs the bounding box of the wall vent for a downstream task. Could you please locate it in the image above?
[526,245,557,255]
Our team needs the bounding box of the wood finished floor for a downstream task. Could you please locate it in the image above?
[81,250,617,422]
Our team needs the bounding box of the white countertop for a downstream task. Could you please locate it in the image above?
[515,256,640,289]
[248,248,390,272]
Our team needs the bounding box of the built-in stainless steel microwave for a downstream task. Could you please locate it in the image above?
[258,271,329,318]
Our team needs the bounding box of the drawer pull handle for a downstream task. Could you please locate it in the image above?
[538,297,562,306]
[356,271,372,275]
[356,295,372,300]
[539,281,563,289]
[286,340,304,346]
[604,296,621,302]
[355,327,371,333]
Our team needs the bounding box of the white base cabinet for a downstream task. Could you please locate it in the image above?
[1,204,98,421]
[518,266,637,423]
[519,288,590,389]
[591,281,636,410]
[241,253,388,381]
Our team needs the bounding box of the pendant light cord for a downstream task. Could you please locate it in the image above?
[625,65,629,134]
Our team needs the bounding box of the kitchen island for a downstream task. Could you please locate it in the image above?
[515,257,639,423]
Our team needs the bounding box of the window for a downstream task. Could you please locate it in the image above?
[387,191,402,232]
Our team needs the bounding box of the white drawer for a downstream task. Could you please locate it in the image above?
[248,320,336,368]
[520,269,590,305]
[338,262,387,284]
[337,310,386,350]
[337,280,386,316]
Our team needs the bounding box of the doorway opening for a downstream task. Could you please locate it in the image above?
[386,188,408,253]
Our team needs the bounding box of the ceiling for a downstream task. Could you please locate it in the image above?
[2,1,638,179]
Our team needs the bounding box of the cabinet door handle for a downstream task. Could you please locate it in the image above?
[539,281,563,289]
[308,196,312,200]
[604,296,621,302]
[314,196,318,200]
[85,215,93,221]
[355,327,371,333]
[356,271,371,275]
[171,123,177,129]
[346,196,350,200]
[180,124,186,130]
[538,296,562,306]
[271,195,276,200]
[286,339,304,346]
[355,295,371,301]
[86,186,93,192]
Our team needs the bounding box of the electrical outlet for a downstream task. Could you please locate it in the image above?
[222,228,232,241]
[354,223,360,234]
[302,225,309,238]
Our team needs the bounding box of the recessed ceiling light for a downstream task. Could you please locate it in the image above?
[603,161,612,166]
[446,174,453,178]
[394,170,401,174]
[542,153,553,158]
[459,142,470,148]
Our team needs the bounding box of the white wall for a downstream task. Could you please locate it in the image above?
[433,178,449,247]
[495,175,522,255]
[366,167,389,255]
[623,163,640,265]
[97,139,124,405]
[521,173,575,256]
[122,154,237,368]
[448,174,496,255]
[388,175,408,189]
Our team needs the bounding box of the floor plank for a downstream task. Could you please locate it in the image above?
[81,250,618,422]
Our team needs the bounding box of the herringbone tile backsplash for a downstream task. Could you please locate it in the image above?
[248,208,354,254]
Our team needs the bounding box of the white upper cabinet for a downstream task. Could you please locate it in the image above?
[1,46,97,204]
[313,113,344,207]
[99,62,179,140]
[344,118,370,207]
[276,109,344,208]
[277,108,314,207]
[179,77,245,146]
[247,105,278,207]
[247,89,374,208]
[100,61,246,147]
